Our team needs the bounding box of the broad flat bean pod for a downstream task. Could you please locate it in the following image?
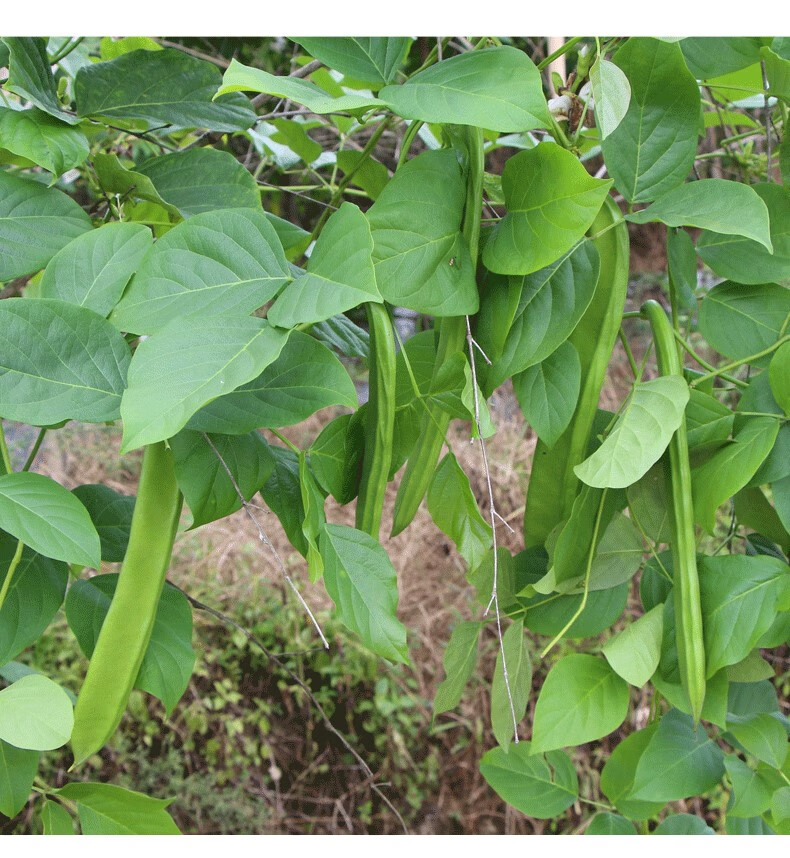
[356,302,396,539]
[391,126,484,537]
[524,196,629,547]
[70,441,182,766]
[641,299,706,723]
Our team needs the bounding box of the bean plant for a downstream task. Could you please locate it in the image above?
[0,35,789,835]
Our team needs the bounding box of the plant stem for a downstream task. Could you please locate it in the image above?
[269,428,300,454]
[618,327,639,377]
[0,538,24,611]
[0,421,12,475]
[22,428,47,472]
[396,120,423,170]
[49,36,85,64]
[538,36,584,70]
[671,331,748,388]
[689,336,789,388]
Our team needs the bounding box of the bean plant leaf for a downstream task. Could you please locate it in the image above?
[269,203,381,328]
[654,814,715,835]
[320,524,409,664]
[70,485,134,563]
[628,180,772,250]
[217,59,385,115]
[40,223,152,317]
[761,46,790,100]
[667,226,698,310]
[75,48,255,131]
[0,171,92,281]
[491,618,531,750]
[56,783,179,835]
[427,453,492,572]
[91,153,181,217]
[630,709,725,801]
[680,37,769,79]
[0,675,73,751]
[298,451,326,583]
[188,331,357,434]
[259,448,307,556]
[692,417,780,534]
[586,813,637,835]
[0,740,39,818]
[312,315,370,359]
[134,149,262,218]
[0,473,100,568]
[40,799,74,834]
[686,389,735,450]
[602,38,700,202]
[366,149,478,315]
[479,743,578,819]
[531,655,630,753]
[120,317,289,452]
[698,282,790,366]
[0,534,68,666]
[697,184,790,284]
[600,723,666,820]
[513,341,581,448]
[727,714,788,769]
[699,554,790,677]
[482,143,612,276]
[433,621,481,719]
[769,343,790,415]
[590,57,631,139]
[111,209,291,335]
[575,376,690,489]
[380,46,550,132]
[1,37,79,124]
[65,576,195,715]
[170,430,275,529]
[292,37,411,87]
[485,240,600,389]
[309,414,360,505]
[725,755,777,819]
[602,605,663,688]
[0,107,89,177]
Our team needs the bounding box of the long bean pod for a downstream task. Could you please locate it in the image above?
[391,126,485,536]
[641,299,706,723]
[524,197,629,546]
[70,441,182,766]
[356,302,396,538]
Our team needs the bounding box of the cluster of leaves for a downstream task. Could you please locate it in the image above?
[0,35,789,835]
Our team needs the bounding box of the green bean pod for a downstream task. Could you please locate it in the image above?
[524,197,629,546]
[70,441,182,766]
[641,299,706,724]
[391,126,484,537]
[356,302,396,539]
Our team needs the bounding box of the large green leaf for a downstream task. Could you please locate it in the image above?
[134,149,262,218]
[259,447,307,556]
[686,389,735,450]
[482,143,612,276]
[601,38,700,203]
[433,621,480,719]
[0,171,92,280]
[111,209,290,335]
[692,417,780,533]
[513,341,581,448]
[0,298,130,426]
[309,414,360,505]
[531,654,630,753]
[0,473,100,567]
[75,48,255,131]
[739,372,790,487]
[725,755,778,819]
[0,532,68,666]
[0,107,89,177]
[320,524,409,664]
[292,37,411,87]
[761,46,790,100]
[380,46,550,132]
[479,743,578,819]
[628,180,772,250]
[366,149,478,315]
[111,209,289,335]
[600,723,666,820]
[697,184,790,284]
[0,38,79,124]
[484,240,600,389]
[40,799,74,834]
[630,708,725,801]
[56,782,179,835]
[590,57,631,139]
[120,317,289,451]
[298,452,325,583]
[0,675,73,751]
[65,575,195,714]
[427,453,492,572]
[71,485,134,563]
[586,813,637,835]
[217,60,384,114]
[269,203,381,327]
[654,814,715,835]
[699,554,790,677]
[698,281,790,366]
[188,331,356,434]
[602,605,663,687]
[0,740,38,818]
[727,714,788,769]
[681,37,769,79]
[170,430,274,529]
[491,618,531,750]
[770,343,790,415]
[40,223,152,317]
[575,376,690,489]
[92,153,181,218]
